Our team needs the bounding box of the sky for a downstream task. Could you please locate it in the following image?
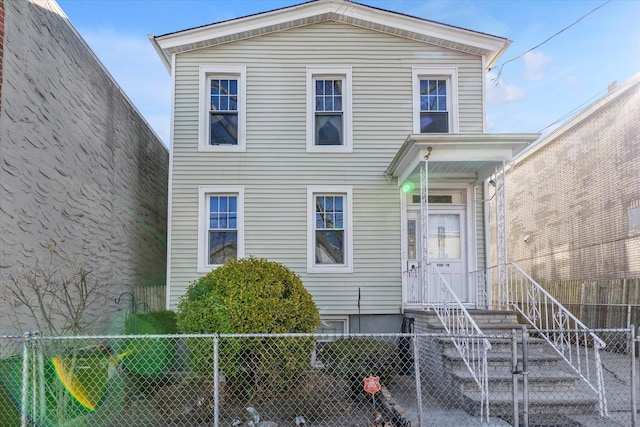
[55,0,640,145]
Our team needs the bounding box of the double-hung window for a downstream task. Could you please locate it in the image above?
[307,186,353,273]
[412,68,458,133]
[199,66,246,152]
[306,67,352,152]
[198,186,244,272]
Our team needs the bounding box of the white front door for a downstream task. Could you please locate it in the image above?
[405,206,469,304]
[427,207,468,303]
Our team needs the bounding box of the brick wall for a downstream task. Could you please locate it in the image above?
[502,81,640,284]
[0,0,169,333]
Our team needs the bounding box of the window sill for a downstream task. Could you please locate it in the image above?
[307,265,353,274]
[306,145,353,153]
[198,144,246,153]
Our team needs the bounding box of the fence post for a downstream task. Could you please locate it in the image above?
[413,333,423,427]
[20,332,29,427]
[632,326,637,427]
[214,335,219,427]
[521,326,529,427]
[511,329,519,427]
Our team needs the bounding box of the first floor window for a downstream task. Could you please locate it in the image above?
[208,195,238,264]
[307,186,353,273]
[198,186,244,272]
[315,194,345,264]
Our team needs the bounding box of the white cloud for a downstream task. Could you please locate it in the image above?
[523,51,551,81]
[78,27,172,145]
[486,71,525,104]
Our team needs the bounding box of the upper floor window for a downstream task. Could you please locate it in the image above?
[307,186,353,273]
[419,79,448,133]
[197,186,244,272]
[412,68,458,134]
[199,66,246,152]
[209,78,238,145]
[307,67,352,152]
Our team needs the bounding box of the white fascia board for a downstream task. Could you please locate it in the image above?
[154,0,508,64]
[154,0,340,51]
[343,3,509,57]
[397,155,422,187]
[421,146,514,162]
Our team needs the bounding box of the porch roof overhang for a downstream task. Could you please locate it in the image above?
[385,133,540,186]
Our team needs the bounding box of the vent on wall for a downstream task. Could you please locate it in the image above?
[412,195,453,204]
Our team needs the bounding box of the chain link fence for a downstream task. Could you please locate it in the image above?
[0,329,637,426]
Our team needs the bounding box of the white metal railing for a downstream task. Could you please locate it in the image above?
[402,265,423,306]
[476,262,608,417]
[427,263,492,421]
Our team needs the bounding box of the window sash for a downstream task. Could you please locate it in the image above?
[314,194,345,265]
[314,78,344,146]
[209,78,239,145]
[207,195,238,265]
[419,79,449,133]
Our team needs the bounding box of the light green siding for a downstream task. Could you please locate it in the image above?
[169,22,485,313]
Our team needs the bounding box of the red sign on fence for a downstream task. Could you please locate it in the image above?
[363,376,381,394]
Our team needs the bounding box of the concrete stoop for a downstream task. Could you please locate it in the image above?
[418,310,601,423]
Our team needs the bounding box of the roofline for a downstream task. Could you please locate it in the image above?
[151,0,509,72]
[514,71,640,165]
[385,133,540,177]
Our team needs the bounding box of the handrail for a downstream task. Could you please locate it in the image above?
[482,262,608,417]
[427,263,492,421]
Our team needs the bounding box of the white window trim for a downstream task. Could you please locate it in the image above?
[307,186,353,273]
[197,186,245,273]
[318,316,350,335]
[198,66,247,152]
[306,66,353,153]
[412,67,459,133]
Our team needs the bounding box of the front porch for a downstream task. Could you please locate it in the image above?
[385,132,538,310]
[386,133,610,420]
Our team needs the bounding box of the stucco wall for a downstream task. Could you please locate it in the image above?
[0,0,168,333]
[503,80,640,283]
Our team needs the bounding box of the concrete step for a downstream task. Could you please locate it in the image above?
[436,336,549,353]
[442,349,563,370]
[462,389,599,418]
[451,369,580,393]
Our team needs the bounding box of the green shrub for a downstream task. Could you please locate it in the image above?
[318,338,400,397]
[125,310,179,335]
[176,257,320,397]
[118,310,179,376]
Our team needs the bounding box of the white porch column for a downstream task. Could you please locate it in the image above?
[420,153,430,304]
[495,160,508,309]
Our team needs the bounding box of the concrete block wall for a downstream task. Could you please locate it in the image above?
[0,0,169,333]
[502,81,640,284]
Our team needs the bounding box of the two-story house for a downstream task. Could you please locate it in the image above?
[151,0,538,333]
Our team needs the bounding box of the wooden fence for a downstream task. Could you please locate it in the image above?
[541,278,640,329]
